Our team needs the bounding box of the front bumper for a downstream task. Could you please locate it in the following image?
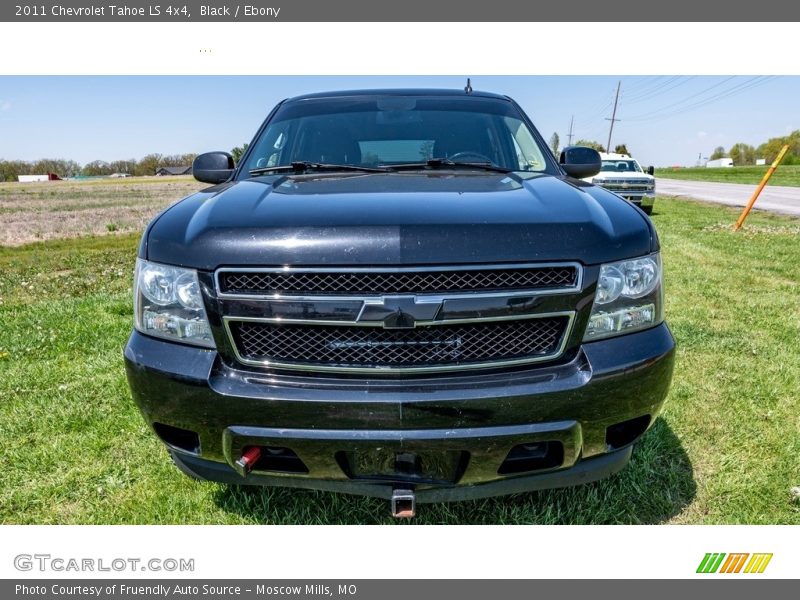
[124,323,675,499]
[635,192,656,210]
[610,191,655,210]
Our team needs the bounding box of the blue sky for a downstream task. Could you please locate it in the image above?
[0,75,795,166]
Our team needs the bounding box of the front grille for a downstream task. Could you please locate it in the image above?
[600,178,652,186]
[218,266,577,296]
[603,185,651,193]
[229,317,568,370]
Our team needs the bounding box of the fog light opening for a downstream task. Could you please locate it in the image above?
[152,422,200,454]
[498,441,564,475]
[605,415,651,450]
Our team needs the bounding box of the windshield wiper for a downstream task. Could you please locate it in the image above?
[249,161,391,176]
[385,158,512,174]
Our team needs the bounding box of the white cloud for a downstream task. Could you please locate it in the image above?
[0,101,11,111]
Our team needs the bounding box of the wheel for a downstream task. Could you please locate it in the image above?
[641,205,653,215]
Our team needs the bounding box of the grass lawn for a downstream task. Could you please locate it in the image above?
[656,164,800,186]
[1,198,799,524]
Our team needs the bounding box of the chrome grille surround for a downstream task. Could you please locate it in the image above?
[596,178,654,195]
[215,263,581,299]
[598,178,652,186]
[225,312,574,373]
[216,263,582,374]
[220,267,577,296]
[604,185,651,192]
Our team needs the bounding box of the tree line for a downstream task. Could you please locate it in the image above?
[709,130,800,165]
[0,153,198,182]
[552,129,800,167]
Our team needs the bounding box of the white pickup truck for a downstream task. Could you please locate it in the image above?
[584,152,656,215]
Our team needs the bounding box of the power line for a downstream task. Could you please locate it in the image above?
[619,76,669,98]
[574,92,614,127]
[629,76,776,123]
[620,76,664,94]
[571,76,771,144]
[572,104,611,135]
[622,76,682,102]
[571,88,615,140]
[625,76,738,121]
[670,76,774,114]
[623,76,697,105]
[571,80,624,126]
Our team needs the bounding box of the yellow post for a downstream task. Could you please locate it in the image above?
[734,144,790,230]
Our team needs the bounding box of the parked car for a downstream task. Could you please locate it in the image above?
[124,89,675,517]
[584,152,657,214]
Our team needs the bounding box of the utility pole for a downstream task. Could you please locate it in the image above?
[566,115,574,146]
[605,81,621,153]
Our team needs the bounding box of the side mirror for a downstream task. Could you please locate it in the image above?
[559,146,601,179]
[193,152,235,184]
[647,165,655,176]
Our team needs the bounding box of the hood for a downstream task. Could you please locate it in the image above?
[144,172,655,270]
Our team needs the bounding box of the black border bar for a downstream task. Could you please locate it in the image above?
[4,1,799,22]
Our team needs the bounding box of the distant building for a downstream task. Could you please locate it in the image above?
[18,173,62,182]
[155,166,192,176]
[755,159,767,166]
[705,158,734,168]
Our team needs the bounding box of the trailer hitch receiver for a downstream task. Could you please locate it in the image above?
[391,488,416,518]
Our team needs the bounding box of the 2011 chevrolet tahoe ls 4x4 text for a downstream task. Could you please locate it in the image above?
[124,89,675,517]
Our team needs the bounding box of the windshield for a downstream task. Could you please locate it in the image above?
[241,95,553,175]
[599,159,642,173]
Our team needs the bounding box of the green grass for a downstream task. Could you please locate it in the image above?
[1,200,799,524]
[656,165,800,186]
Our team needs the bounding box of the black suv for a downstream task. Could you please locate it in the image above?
[124,89,675,517]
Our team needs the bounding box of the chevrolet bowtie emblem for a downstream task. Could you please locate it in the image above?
[359,296,443,329]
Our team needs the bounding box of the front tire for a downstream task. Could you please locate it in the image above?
[641,205,653,215]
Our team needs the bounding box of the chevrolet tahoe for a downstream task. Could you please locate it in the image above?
[124,89,675,517]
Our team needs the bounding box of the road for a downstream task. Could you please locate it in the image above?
[657,179,800,217]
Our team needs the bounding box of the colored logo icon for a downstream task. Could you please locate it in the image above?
[697,553,773,574]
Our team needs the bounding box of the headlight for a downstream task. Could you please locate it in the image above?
[134,258,215,348]
[584,253,663,341]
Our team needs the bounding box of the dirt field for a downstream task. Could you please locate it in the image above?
[0,176,206,246]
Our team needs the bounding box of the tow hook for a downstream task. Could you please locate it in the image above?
[234,446,262,476]
[391,488,416,518]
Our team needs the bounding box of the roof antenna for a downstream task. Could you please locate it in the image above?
[464,78,473,94]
